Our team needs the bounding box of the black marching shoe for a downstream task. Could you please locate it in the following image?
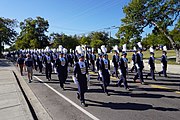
[105,92,109,96]
[77,93,80,99]
[158,72,161,76]
[29,79,32,83]
[81,102,87,107]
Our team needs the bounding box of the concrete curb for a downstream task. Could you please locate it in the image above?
[13,65,53,120]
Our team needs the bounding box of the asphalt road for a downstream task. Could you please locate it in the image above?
[19,66,180,120]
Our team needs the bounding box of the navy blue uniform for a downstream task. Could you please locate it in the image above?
[117,57,129,89]
[74,61,88,103]
[112,54,120,77]
[43,55,52,80]
[37,55,43,73]
[130,53,137,72]
[159,54,167,77]
[98,58,110,94]
[133,52,144,83]
[147,56,156,80]
[33,53,38,71]
[86,53,90,68]
[68,53,74,67]
[55,57,68,89]
[90,54,96,72]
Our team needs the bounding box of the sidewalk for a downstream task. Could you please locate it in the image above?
[143,60,180,74]
[110,60,180,74]
[0,60,33,120]
[0,59,52,120]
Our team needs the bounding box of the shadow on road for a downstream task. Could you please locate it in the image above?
[86,99,179,111]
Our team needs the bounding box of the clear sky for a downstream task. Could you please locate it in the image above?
[0,0,131,37]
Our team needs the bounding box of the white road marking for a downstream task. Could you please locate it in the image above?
[33,76,100,120]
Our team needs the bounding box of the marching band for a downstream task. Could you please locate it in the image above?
[11,44,168,107]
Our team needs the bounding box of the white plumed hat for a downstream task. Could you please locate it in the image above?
[113,45,119,53]
[137,42,142,49]
[149,46,154,53]
[101,45,107,54]
[58,45,63,52]
[122,44,127,52]
[163,46,167,51]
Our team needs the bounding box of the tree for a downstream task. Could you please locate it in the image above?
[16,17,49,49]
[0,17,17,56]
[117,0,180,63]
[80,35,91,45]
[170,19,180,45]
[89,32,109,45]
[142,33,170,49]
[90,39,104,50]
[50,33,80,50]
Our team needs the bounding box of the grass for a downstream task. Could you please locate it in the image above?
[105,50,179,65]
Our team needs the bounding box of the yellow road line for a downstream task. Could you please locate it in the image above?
[150,84,180,94]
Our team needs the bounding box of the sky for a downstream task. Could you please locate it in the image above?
[0,0,131,37]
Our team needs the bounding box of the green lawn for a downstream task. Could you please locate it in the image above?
[105,50,178,65]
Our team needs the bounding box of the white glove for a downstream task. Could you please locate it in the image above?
[161,63,164,67]
[98,70,102,77]
[43,64,45,68]
[131,61,134,65]
[108,70,111,75]
[112,62,114,66]
[72,76,78,84]
[118,69,122,75]
[135,64,140,69]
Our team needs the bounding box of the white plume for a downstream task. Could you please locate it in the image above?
[137,42,142,49]
[63,48,68,54]
[122,44,127,52]
[149,47,154,53]
[58,45,63,52]
[101,45,107,53]
[163,46,167,51]
[113,45,119,53]
[133,46,137,51]
[98,48,102,54]
[92,48,94,52]
[76,46,84,54]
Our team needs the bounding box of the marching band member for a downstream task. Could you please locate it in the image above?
[96,48,103,81]
[52,49,58,73]
[55,51,68,90]
[73,46,88,107]
[158,46,168,77]
[37,53,43,73]
[68,49,74,67]
[133,42,144,84]
[112,45,120,78]
[146,47,156,80]
[89,48,96,72]
[117,52,130,90]
[44,52,52,81]
[98,45,110,96]
[130,47,137,73]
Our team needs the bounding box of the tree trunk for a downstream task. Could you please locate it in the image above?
[176,48,180,64]
[151,21,179,64]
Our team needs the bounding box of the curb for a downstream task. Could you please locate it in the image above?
[13,65,52,120]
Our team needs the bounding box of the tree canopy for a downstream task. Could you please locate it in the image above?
[0,17,17,55]
[116,0,179,47]
[15,17,49,49]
